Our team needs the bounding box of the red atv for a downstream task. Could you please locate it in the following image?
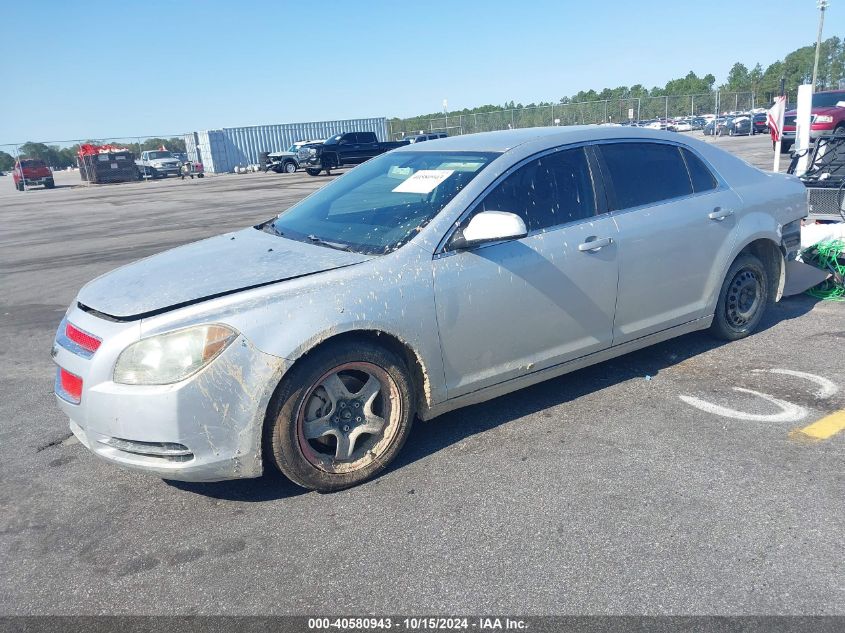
[13,159,54,191]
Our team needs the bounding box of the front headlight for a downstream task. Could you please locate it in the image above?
[815,115,833,123]
[114,324,238,385]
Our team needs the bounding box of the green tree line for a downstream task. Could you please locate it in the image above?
[0,137,187,171]
[390,36,845,132]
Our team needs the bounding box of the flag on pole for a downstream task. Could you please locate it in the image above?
[767,96,786,143]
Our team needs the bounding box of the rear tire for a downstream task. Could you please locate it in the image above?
[780,141,793,154]
[710,253,769,341]
[45,179,55,189]
[265,341,416,492]
[305,168,321,176]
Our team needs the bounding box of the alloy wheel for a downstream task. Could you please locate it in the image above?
[296,362,401,474]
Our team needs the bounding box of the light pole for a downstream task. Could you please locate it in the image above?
[812,0,829,91]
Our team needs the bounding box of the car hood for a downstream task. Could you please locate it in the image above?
[77,228,372,319]
[268,151,296,158]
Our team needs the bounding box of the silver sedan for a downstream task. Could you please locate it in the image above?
[53,127,807,491]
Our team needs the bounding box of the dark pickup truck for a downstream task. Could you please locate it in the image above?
[298,132,408,176]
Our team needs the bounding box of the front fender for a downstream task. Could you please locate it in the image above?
[137,248,448,412]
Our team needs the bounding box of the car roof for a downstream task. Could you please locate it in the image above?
[394,125,702,153]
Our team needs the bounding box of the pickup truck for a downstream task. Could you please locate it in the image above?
[781,89,845,153]
[13,159,54,191]
[265,140,325,174]
[135,150,182,179]
[298,132,408,176]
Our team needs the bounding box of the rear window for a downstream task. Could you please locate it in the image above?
[681,148,718,193]
[20,159,46,168]
[811,91,845,108]
[599,142,692,210]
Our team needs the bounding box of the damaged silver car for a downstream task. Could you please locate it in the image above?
[53,127,807,491]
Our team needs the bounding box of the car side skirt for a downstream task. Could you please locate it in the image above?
[419,316,713,421]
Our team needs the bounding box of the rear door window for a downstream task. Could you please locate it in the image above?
[479,147,596,232]
[680,148,718,193]
[599,142,693,210]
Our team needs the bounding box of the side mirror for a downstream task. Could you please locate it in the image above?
[449,211,528,250]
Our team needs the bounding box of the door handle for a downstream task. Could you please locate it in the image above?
[708,207,734,221]
[578,236,613,252]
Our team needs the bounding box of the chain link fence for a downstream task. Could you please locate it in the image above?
[0,90,773,189]
[388,91,765,139]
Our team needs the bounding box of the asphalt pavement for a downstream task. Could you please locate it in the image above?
[1,134,843,615]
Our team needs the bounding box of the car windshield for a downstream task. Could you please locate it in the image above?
[268,150,499,255]
[147,151,173,159]
[812,92,845,108]
[287,145,298,152]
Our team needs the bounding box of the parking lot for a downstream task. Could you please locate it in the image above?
[1,132,843,615]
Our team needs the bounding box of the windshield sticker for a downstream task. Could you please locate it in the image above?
[387,166,414,179]
[392,169,454,193]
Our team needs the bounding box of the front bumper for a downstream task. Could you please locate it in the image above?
[782,127,835,141]
[52,303,287,482]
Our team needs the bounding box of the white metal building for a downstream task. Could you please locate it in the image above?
[184,117,389,173]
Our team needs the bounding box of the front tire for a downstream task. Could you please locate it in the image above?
[710,253,769,341]
[266,341,416,492]
[283,161,297,174]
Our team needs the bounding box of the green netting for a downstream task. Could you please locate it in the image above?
[802,239,845,301]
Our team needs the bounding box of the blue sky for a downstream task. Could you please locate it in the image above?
[0,0,833,145]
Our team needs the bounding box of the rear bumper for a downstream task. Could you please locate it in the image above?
[18,176,52,185]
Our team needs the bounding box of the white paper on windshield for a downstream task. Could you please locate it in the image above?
[392,169,454,194]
